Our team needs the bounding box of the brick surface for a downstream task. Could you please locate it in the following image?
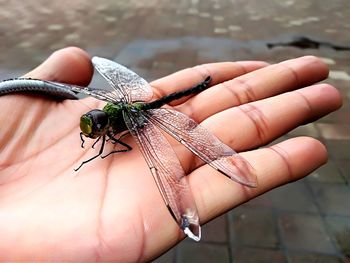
[326,140,350,160]
[287,252,343,263]
[153,248,175,263]
[279,213,337,253]
[229,207,280,249]
[311,183,350,216]
[325,216,350,257]
[336,160,350,184]
[201,214,228,243]
[264,181,318,213]
[288,123,320,138]
[233,247,286,263]
[317,123,350,140]
[307,161,346,184]
[176,242,230,263]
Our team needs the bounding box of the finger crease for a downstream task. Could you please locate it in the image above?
[268,145,293,180]
[220,81,242,105]
[238,104,269,145]
[295,90,314,115]
[150,84,167,100]
[193,64,213,81]
[232,78,257,104]
[278,63,300,86]
[235,62,249,75]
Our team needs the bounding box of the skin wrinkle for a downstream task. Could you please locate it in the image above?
[136,203,147,263]
[268,145,293,181]
[233,77,258,103]
[0,97,26,151]
[192,167,226,220]
[2,99,47,164]
[4,116,77,168]
[238,103,268,147]
[92,140,133,260]
[0,157,31,187]
[193,64,213,81]
[94,169,110,261]
[92,149,144,262]
[0,134,81,201]
[219,81,242,105]
[1,99,94,184]
[0,131,75,187]
[216,76,258,108]
[278,62,301,87]
[295,90,314,119]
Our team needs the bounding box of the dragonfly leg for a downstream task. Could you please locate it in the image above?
[92,136,101,149]
[74,135,106,171]
[101,132,132,159]
[106,130,129,144]
[115,130,130,141]
[79,132,85,148]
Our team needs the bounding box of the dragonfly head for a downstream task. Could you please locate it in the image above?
[80,109,109,139]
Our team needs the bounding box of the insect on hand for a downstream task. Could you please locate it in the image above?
[0,57,258,241]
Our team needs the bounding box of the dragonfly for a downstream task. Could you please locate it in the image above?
[0,57,258,241]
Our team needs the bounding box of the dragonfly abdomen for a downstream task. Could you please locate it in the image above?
[0,78,79,100]
[142,76,211,110]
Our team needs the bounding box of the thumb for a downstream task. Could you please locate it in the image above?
[24,47,93,86]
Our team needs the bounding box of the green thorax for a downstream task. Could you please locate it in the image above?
[102,102,145,133]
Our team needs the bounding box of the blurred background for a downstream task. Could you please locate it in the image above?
[1,0,349,262]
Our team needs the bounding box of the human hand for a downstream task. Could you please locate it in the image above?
[0,47,342,261]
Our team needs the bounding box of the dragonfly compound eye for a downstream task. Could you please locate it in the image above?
[80,109,109,138]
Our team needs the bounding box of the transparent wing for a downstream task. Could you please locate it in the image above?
[145,109,258,187]
[92,57,153,103]
[123,110,201,241]
[43,80,119,103]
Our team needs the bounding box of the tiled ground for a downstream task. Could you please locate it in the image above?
[1,0,349,262]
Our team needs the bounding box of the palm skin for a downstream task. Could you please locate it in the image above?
[0,47,342,261]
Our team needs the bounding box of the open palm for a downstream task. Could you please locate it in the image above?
[0,47,342,261]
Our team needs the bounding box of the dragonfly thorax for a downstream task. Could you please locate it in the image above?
[103,102,129,134]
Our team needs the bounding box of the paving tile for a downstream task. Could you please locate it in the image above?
[229,207,279,248]
[325,216,350,257]
[233,247,286,263]
[287,251,343,263]
[307,161,346,184]
[288,123,320,138]
[279,213,337,253]
[153,248,175,263]
[264,181,318,213]
[321,105,350,125]
[266,135,292,147]
[201,214,228,243]
[317,123,350,140]
[176,242,230,263]
[311,183,350,216]
[336,160,350,183]
[326,140,350,160]
[241,192,273,208]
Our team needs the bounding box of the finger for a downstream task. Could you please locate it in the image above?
[179,56,329,121]
[150,61,269,102]
[24,47,93,86]
[198,83,342,152]
[189,137,327,223]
